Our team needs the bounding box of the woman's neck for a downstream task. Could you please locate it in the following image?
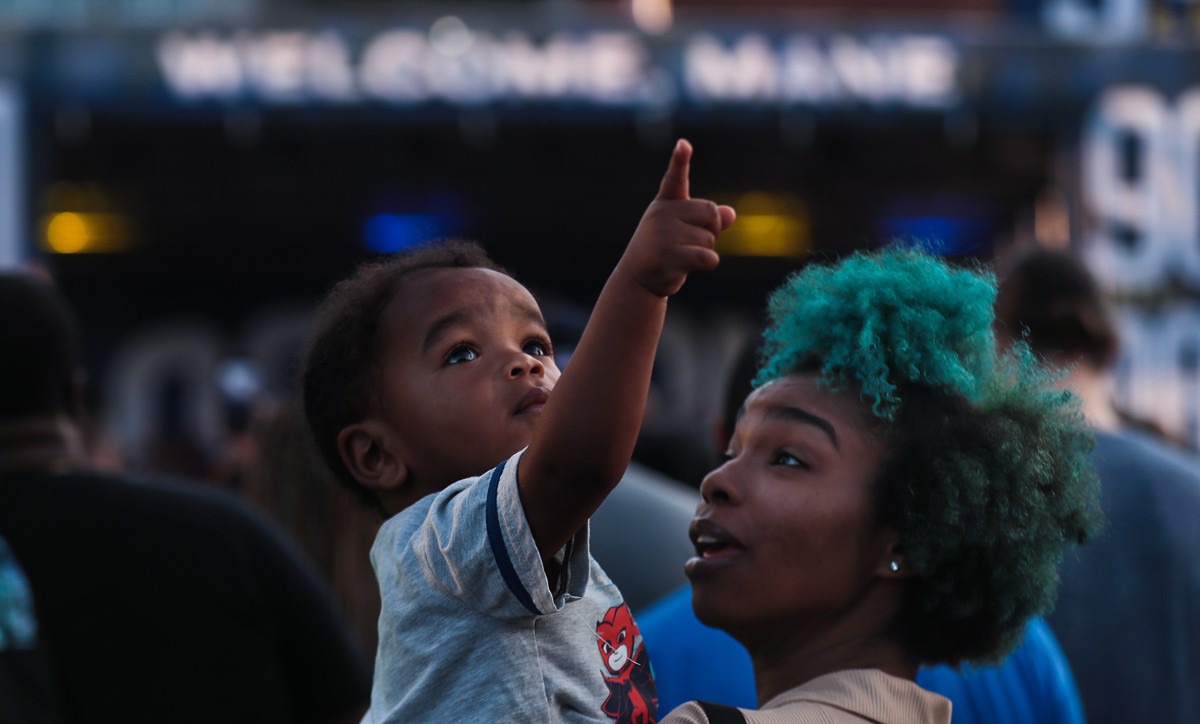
[748,624,915,706]
[1054,363,1120,432]
[736,580,915,707]
[0,415,85,476]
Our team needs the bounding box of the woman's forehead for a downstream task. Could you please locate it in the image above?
[743,375,876,435]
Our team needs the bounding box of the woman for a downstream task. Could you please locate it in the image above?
[662,249,1102,723]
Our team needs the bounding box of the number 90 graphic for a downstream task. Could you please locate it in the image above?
[1082,85,1200,294]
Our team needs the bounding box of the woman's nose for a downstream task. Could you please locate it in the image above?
[699,460,740,505]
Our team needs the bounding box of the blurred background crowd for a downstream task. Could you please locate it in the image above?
[2,0,1199,721]
[6,0,1198,482]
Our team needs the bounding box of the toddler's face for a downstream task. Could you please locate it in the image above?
[372,266,561,495]
[687,374,890,646]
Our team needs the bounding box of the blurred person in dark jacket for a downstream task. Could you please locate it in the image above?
[0,271,370,724]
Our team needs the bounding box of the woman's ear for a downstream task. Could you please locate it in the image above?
[877,532,916,579]
[337,420,408,494]
[879,555,916,579]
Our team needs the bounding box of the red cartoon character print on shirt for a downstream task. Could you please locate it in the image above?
[596,603,657,723]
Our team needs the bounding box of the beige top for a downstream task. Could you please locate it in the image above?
[661,668,952,724]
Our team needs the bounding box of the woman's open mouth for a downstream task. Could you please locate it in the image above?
[685,518,746,575]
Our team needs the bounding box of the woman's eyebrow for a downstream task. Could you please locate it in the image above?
[763,404,839,450]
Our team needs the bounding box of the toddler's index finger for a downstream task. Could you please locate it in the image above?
[657,139,692,201]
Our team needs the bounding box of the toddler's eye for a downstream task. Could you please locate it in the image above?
[523,339,551,357]
[446,345,478,365]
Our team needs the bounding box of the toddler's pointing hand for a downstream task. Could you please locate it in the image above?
[618,139,736,298]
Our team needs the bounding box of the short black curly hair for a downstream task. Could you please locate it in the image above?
[757,248,1103,666]
[300,240,508,514]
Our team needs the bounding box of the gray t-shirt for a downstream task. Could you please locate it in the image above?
[363,450,658,723]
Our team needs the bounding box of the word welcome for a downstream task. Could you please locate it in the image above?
[156,28,959,109]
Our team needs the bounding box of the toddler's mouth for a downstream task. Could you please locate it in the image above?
[515,388,550,415]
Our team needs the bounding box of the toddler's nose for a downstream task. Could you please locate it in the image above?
[509,352,544,378]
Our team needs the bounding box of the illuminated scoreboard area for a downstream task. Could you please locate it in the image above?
[3,0,1199,467]
[24,3,1054,309]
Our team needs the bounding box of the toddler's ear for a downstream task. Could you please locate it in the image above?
[338,420,408,494]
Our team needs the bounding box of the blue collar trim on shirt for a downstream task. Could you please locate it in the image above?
[485,458,541,616]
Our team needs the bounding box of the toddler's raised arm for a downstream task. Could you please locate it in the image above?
[518,139,735,569]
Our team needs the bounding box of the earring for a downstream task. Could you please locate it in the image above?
[889,561,900,573]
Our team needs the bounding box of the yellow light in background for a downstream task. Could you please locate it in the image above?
[42,212,131,254]
[41,182,135,254]
[716,192,811,258]
[46,212,90,254]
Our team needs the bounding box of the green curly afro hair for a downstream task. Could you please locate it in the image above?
[757,248,1103,666]
[756,249,997,417]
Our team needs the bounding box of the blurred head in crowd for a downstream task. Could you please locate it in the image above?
[0,272,84,423]
[992,246,1195,450]
[993,247,1119,372]
[0,272,90,472]
[691,249,1102,694]
[301,239,560,517]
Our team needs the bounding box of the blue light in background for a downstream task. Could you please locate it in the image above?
[880,215,994,256]
[363,213,450,254]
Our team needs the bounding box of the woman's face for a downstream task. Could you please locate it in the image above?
[686,374,896,645]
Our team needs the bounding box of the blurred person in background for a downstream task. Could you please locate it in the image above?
[0,271,371,723]
[640,316,1088,724]
[994,246,1200,724]
[240,400,383,657]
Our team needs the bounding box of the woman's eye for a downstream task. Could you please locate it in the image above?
[446,346,478,365]
[523,339,551,357]
[773,452,809,469]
